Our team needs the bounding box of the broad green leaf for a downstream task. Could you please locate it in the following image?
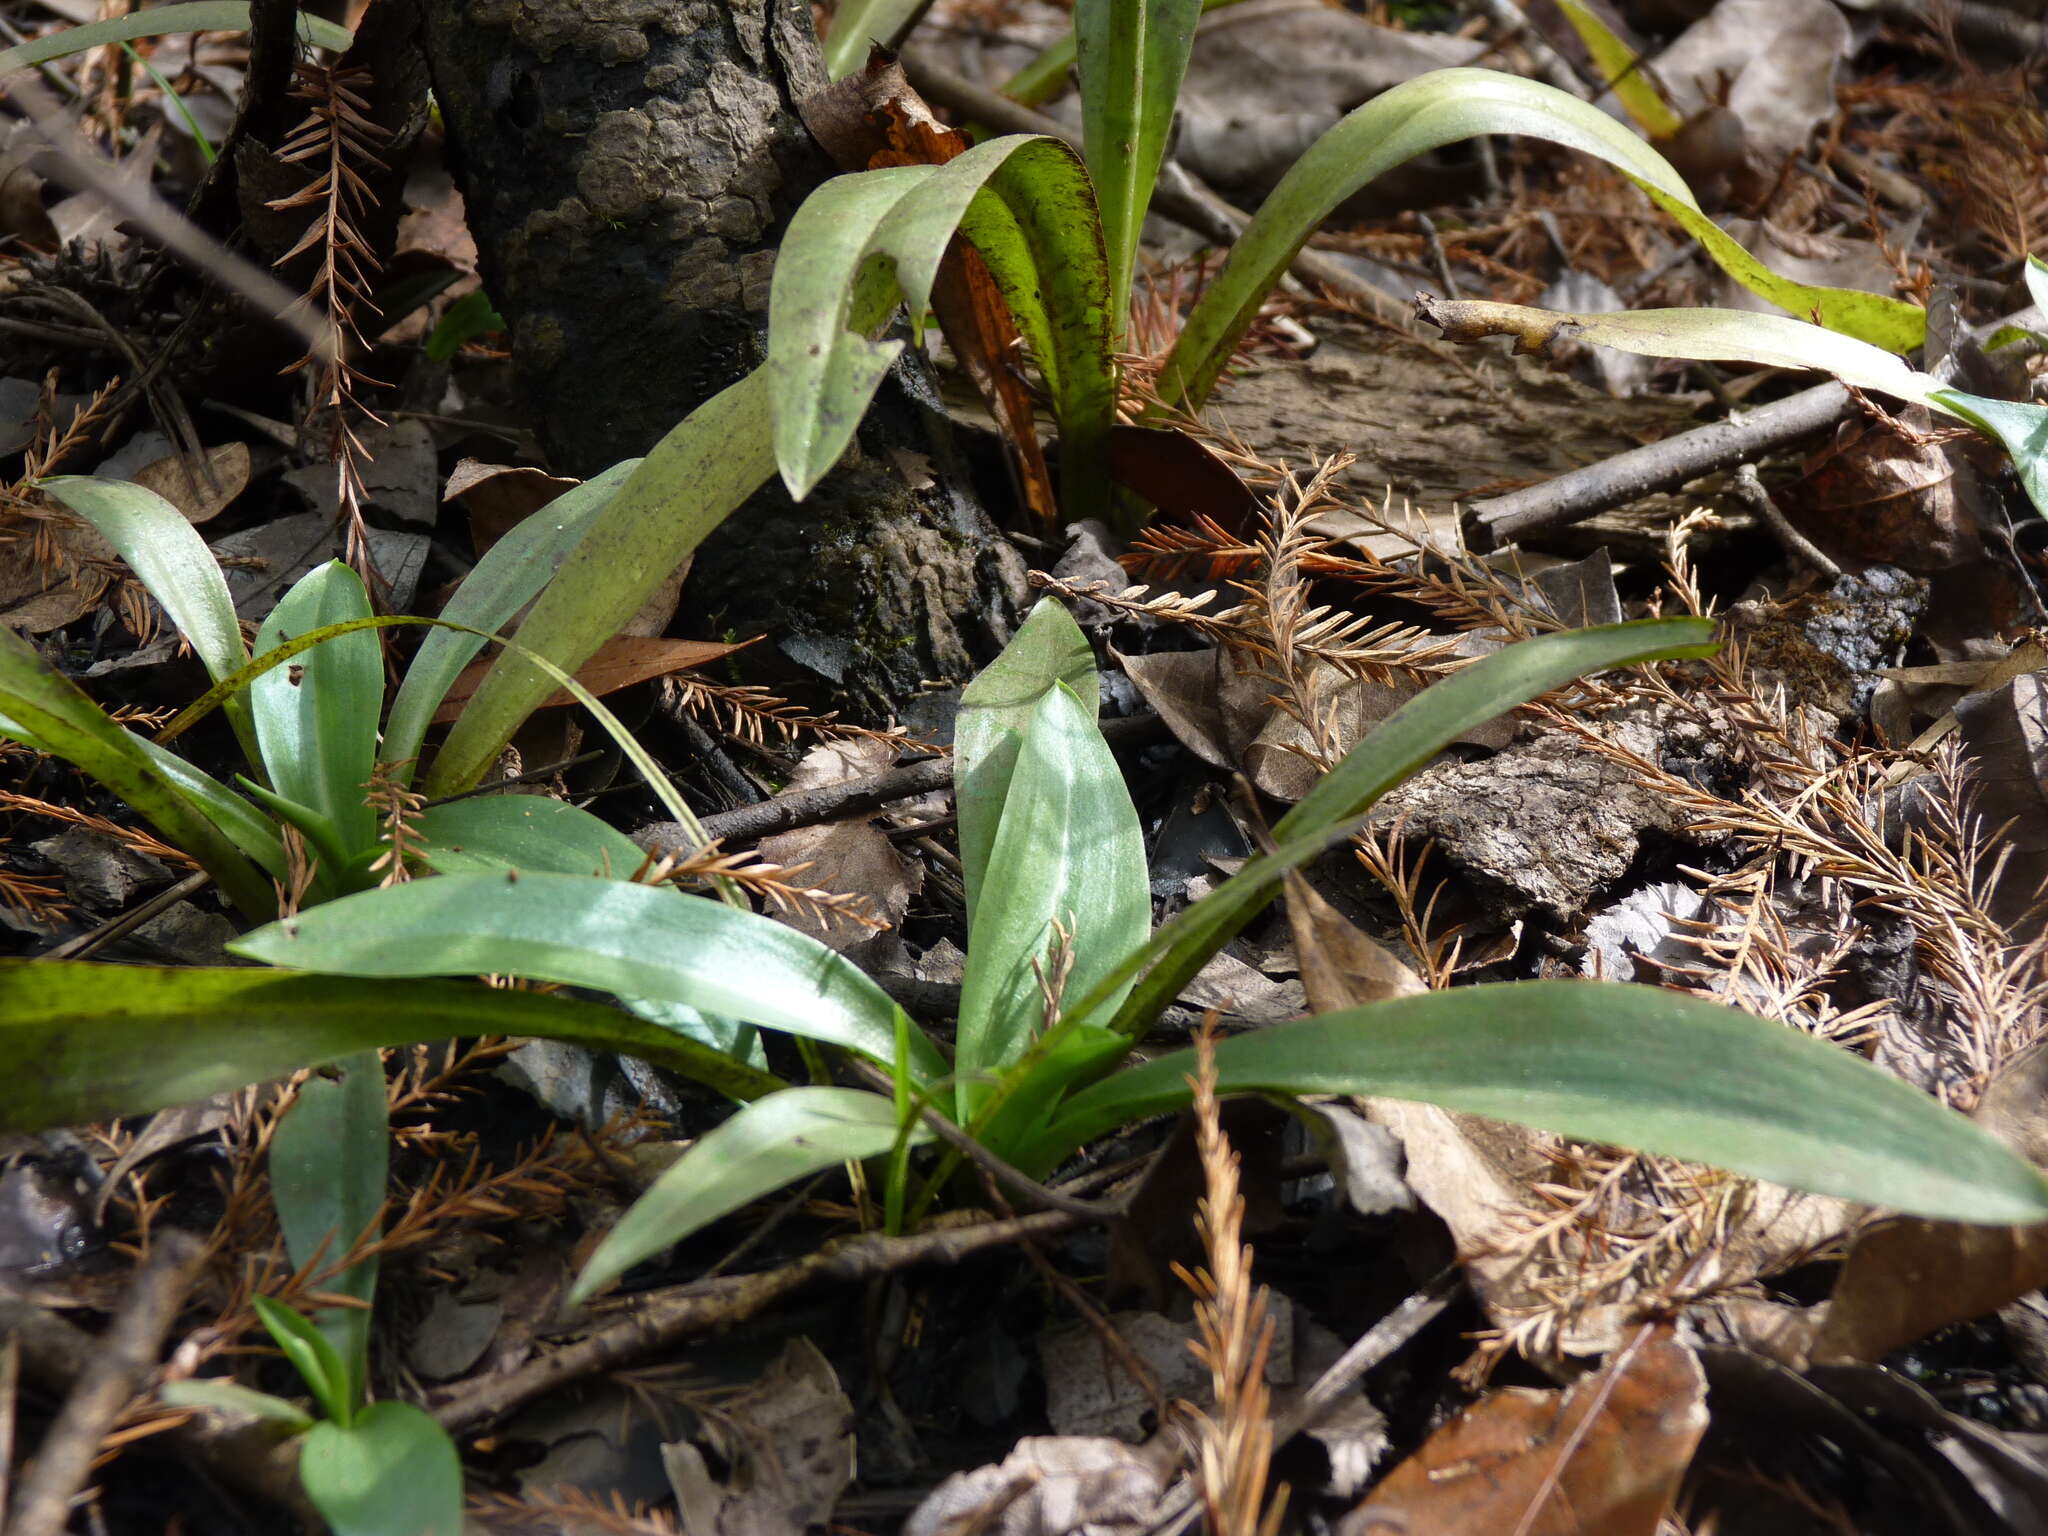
[1554,0,1681,137]
[769,166,929,499]
[821,0,931,77]
[300,1402,464,1536]
[414,794,648,878]
[0,960,783,1131]
[0,629,273,919]
[229,873,948,1085]
[572,1086,926,1303]
[1060,618,1719,1036]
[956,684,1148,1119]
[0,2,352,77]
[1075,0,1201,327]
[252,1297,354,1428]
[426,371,778,799]
[158,1378,315,1433]
[383,458,638,780]
[1034,980,2048,1224]
[422,289,503,362]
[252,563,381,859]
[38,473,256,762]
[1158,68,1926,411]
[954,596,1099,922]
[1933,389,2048,522]
[271,1052,387,1412]
[768,142,1117,526]
[1417,296,1937,403]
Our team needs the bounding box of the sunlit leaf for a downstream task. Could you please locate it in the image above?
[1034,980,2048,1224]
[1075,0,1201,327]
[414,794,649,878]
[1159,68,1925,411]
[229,873,948,1084]
[956,683,1148,1119]
[251,563,381,860]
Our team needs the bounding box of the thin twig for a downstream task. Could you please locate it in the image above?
[7,1230,208,1536]
[1272,1265,1463,1443]
[1727,463,1843,583]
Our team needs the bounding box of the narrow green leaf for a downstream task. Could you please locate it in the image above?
[252,563,381,858]
[1035,980,2048,1225]
[1075,0,1201,328]
[1933,389,2048,522]
[1553,0,1681,137]
[382,458,638,780]
[1062,618,1718,1036]
[300,1403,464,1536]
[571,1086,925,1303]
[767,143,1117,525]
[0,960,784,1131]
[999,0,1249,109]
[2026,255,2048,315]
[821,0,931,77]
[414,795,649,878]
[769,166,928,499]
[252,1297,354,1428]
[0,2,352,77]
[426,371,778,799]
[954,596,1099,922]
[1419,296,1938,403]
[1158,67,1926,411]
[38,473,256,762]
[228,873,948,1085]
[158,1378,316,1433]
[271,1052,387,1413]
[956,684,1148,1119]
[0,629,273,919]
[133,737,285,877]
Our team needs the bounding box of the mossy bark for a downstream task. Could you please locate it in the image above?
[416,0,1028,713]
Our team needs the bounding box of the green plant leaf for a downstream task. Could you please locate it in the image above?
[158,1378,316,1433]
[1553,0,1680,137]
[768,165,929,499]
[956,684,1148,1119]
[571,1086,925,1303]
[252,563,381,859]
[0,630,274,919]
[0,2,351,77]
[1062,618,1719,1036]
[821,0,931,77]
[383,458,637,780]
[0,960,784,1131]
[1416,295,1938,402]
[414,794,649,878]
[768,141,1117,525]
[38,473,256,762]
[1158,67,1926,411]
[271,1052,387,1413]
[299,1402,464,1536]
[425,371,778,799]
[953,596,1099,922]
[252,1296,354,1428]
[1034,980,2048,1224]
[228,873,948,1085]
[999,0,1248,109]
[1932,389,2048,522]
[422,289,504,362]
[1075,0,1201,328]
[2027,254,2048,315]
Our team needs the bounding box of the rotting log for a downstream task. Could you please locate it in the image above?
[414,0,1029,714]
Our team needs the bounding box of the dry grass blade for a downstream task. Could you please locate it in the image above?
[1173,1020,1288,1536]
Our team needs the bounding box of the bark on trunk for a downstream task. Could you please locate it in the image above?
[416,0,1028,713]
